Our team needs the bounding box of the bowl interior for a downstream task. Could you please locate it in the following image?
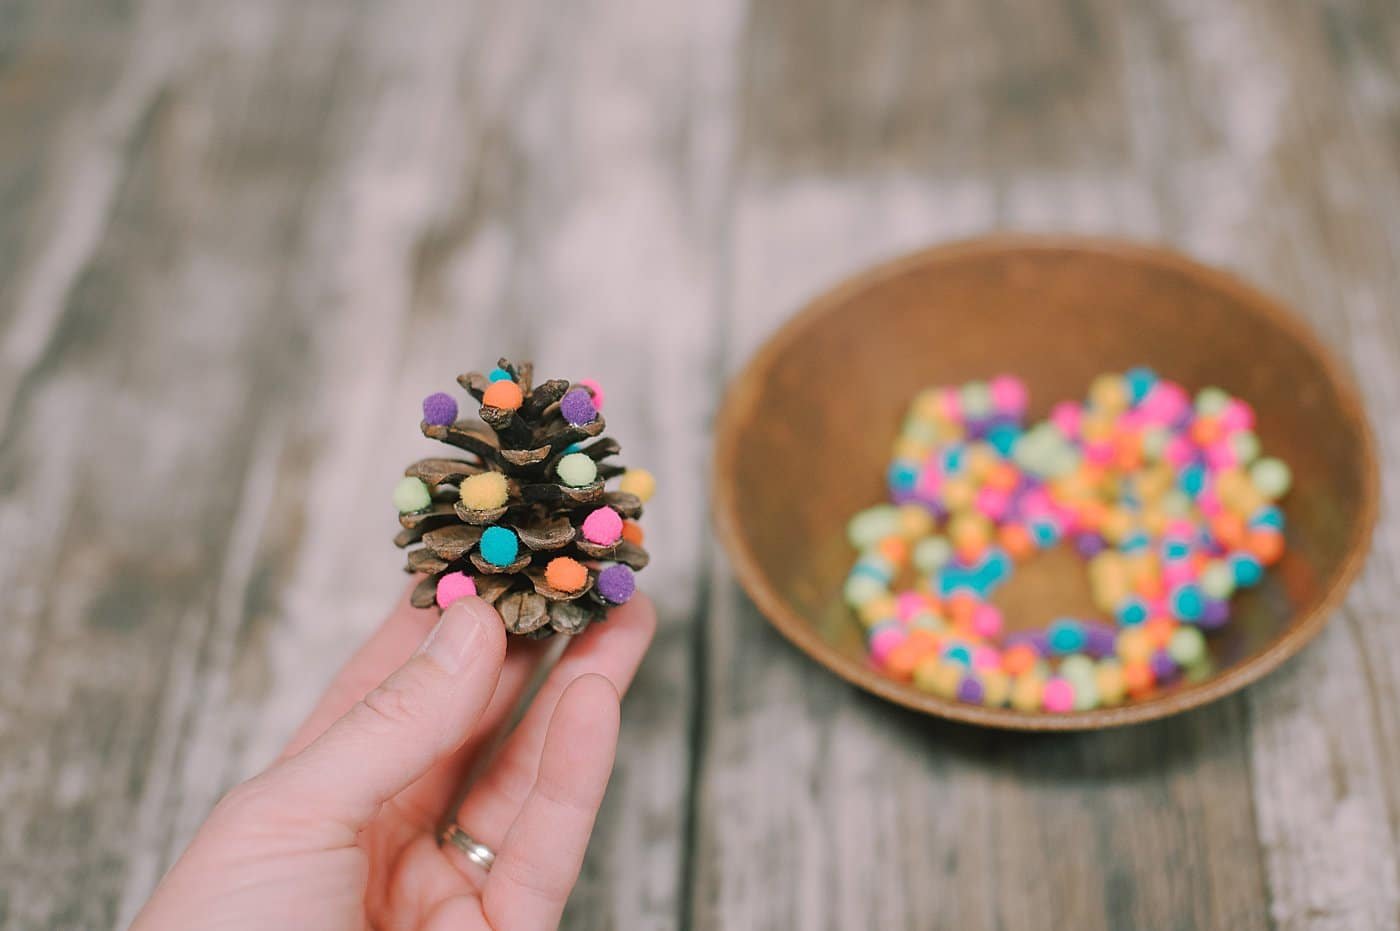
[714,237,1377,729]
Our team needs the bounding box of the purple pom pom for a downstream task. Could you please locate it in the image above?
[1150,649,1179,683]
[560,388,597,427]
[956,675,984,704]
[596,564,635,605]
[422,392,458,426]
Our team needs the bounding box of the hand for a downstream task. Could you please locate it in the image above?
[132,584,656,931]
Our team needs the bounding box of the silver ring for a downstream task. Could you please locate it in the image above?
[441,823,496,871]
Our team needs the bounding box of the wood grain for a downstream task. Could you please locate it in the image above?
[1,0,1398,929]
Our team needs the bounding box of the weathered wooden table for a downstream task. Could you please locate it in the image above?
[3,1,1398,928]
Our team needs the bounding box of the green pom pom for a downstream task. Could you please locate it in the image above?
[1229,430,1260,464]
[1168,627,1206,666]
[393,476,432,513]
[557,452,598,488]
[1195,386,1230,416]
[913,536,952,573]
[1201,562,1235,599]
[1250,457,1292,499]
[847,505,900,549]
[960,381,993,419]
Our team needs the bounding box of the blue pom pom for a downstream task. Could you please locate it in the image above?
[887,460,918,492]
[480,526,520,566]
[1170,583,1204,621]
[488,367,513,383]
[944,644,973,668]
[1047,619,1086,654]
[1126,367,1158,404]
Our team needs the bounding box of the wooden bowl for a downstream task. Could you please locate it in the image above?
[712,235,1378,730]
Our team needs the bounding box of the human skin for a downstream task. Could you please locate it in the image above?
[131,586,657,931]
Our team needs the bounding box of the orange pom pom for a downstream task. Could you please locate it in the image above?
[905,628,942,657]
[1002,643,1038,676]
[985,462,1020,491]
[545,557,588,593]
[1191,416,1223,447]
[1210,512,1246,550]
[884,642,923,681]
[1122,660,1155,696]
[620,520,645,546]
[1144,617,1177,649]
[1248,529,1285,565]
[483,380,524,411]
[876,536,909,566]
[946,593,978,628]
[998,523,1035,559]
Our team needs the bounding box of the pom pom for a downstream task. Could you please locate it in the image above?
[557,452,598,487]
[460,471,509,510]
[488,367,513,382]
[479,526,519,566]
[581,506,624,545]
[393,477,432,513]
[618,468,655,502]
[483,380,523,411]
[596,564,635,604]
[545,557,588,593]
[422,391,458,426]
[578,378,605,409]
[435,571,476,609]
[621,520,645,545]
[560,388,598,426]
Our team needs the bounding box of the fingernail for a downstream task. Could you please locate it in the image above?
[418,599,487,673]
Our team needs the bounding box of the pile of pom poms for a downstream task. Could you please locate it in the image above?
[394,372,653,614]
[844,368,1291,713]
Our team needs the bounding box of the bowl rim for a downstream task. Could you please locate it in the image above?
[711,233,1380,731]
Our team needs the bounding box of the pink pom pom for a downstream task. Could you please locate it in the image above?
[1219,398,1254,431]
[578,378,605,410]
[1164,435,1194,467]
[990,375,1028,416]
[1164,518,1196,540]
[936,387,962,422]
[869,627,905,666]
[581,506,624,545]
[1050,401,1082,438]
[1042,678,1075,712]
[916,465,943,497]
[435,571,477,609]
[1204,441,1236,470]
[1140,382,1189,424]
[1083,441,1113,467]
[975,486,1010,520]
[896,592,927,623]
[1162,561,1195,587]
[973,645,1002,671]
[972,604,1003,639]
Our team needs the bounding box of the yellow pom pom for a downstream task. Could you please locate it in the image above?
[896,504,934,539]
[858,595,897,627]
[1089,373,1128,414]
[1011,673,1044,712]
[981,669,1010,707]
[619,468,656,502]
[460,471,508,510]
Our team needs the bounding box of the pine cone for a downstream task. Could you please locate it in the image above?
[392,358,653,637]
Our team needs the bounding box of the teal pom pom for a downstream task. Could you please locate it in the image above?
[480,526,520,566]
[488,367,513,382]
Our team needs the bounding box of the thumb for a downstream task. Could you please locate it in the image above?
[266,596,506,831]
